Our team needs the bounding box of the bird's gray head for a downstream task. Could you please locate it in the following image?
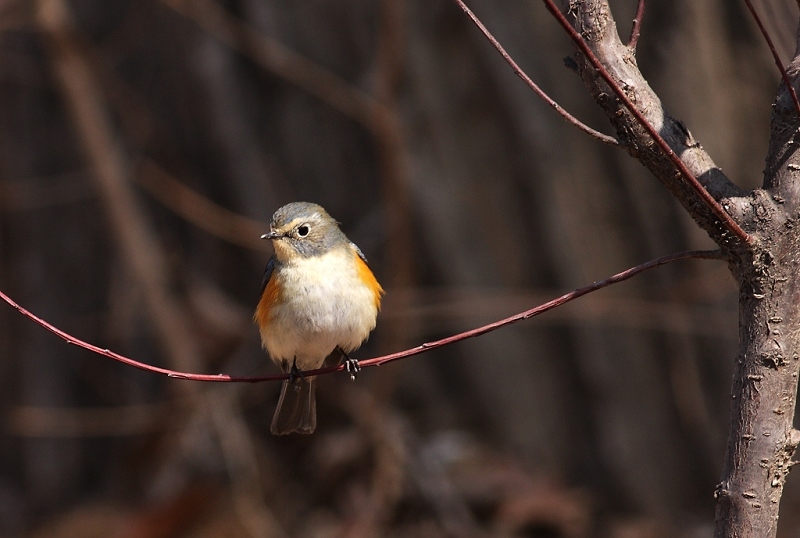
[262,202,348,260]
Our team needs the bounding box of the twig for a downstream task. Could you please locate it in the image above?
[340,388,409,534]
[628,0,645,50]
[382,287,733,336]
[159,0,383,132]
[540,0,753,247]
[7,402,173,437]
[743,0,800,120]
[0,250,722,383]
[135,160,268,251]
[37,0,203,380]
[38,5,286,533]
[209,392,288,537]
[360,250,722,368]
[451,0,620,147]
[374,0,415,315]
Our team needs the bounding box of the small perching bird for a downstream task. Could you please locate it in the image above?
[255,202,383,435]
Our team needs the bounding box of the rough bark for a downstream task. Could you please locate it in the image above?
[562,1,800,536]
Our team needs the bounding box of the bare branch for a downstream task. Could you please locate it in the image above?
[452,0,620,146]
[744,0,800,120]
[0,250,722,383]
[628,0,645,50]
[135,160,268,251]
[545,0,752,247]
[553,3,800,536]
[37,0,204,380]
[360,250,722,368]
[37,6,285,534]
[7,403,174,437]
[159,0,383,132]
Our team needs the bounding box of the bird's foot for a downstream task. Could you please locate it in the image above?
[288,358,304,385]
[342,353,361,381]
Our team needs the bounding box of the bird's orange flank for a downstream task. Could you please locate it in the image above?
[255,273,281,331]
[354,250,384,310]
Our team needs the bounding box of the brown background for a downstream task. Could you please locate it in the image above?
[0,0,796,536]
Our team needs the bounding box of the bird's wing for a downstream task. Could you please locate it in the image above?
[351,242,369,264]
[260,255,276,296]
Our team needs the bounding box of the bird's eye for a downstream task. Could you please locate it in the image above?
[297,225,310,237]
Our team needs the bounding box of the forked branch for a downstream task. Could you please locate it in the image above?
[452,0,750,246]
[538,2,800,537]
[541,0,751,247]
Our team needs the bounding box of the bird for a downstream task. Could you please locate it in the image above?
[254,202,383,435]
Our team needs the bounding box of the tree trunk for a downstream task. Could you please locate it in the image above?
[561,1,800,535]
[716,244,800,535]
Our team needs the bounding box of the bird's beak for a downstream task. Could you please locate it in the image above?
[261,231,280,240]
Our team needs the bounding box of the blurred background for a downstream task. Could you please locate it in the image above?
[0,0,796,536]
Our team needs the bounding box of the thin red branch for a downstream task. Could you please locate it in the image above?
[628,0,645,49]
[451,0,620,147]
[540,0,753,247]
[0,250,721,383]
[743,0,800,120]
[0,288,282,383]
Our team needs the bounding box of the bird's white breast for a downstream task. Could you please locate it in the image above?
[261,248,379,370]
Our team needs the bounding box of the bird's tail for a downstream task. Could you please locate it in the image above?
[271,377,317,435]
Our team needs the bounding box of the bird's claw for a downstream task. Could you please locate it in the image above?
[344,357,361,381]
[288,359,304,385]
